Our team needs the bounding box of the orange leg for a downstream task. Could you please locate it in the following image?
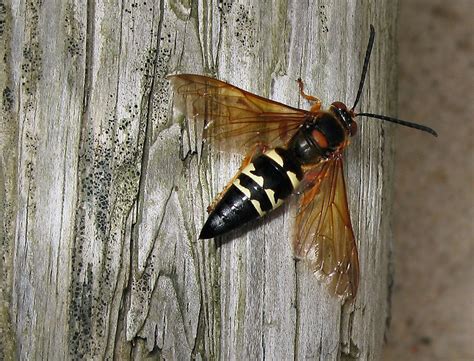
[297,78,322,113]
[207,143,268,213]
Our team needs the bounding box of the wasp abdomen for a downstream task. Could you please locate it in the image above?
[199,148,303,239]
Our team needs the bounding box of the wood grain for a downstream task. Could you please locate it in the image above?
[0,0,397,359]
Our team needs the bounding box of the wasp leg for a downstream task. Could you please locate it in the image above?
[297,78,322,113]
[207,143,268,213]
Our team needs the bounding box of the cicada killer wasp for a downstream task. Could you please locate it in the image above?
[168,25,437,301]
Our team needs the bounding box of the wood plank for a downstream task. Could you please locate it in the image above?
[1,0,398,359]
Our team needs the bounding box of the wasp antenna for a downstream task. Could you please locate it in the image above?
[351,25,376,111]
[356,113,438,137]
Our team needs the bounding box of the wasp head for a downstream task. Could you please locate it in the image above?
[330,102,357,137]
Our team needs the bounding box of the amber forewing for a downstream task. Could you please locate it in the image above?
[293,157,359,301]
[168,74,309,152]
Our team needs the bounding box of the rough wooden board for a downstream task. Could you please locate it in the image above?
[1,0,397,359]
[0,1,17,360]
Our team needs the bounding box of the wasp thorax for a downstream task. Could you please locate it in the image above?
[288,112,350,164]
[287,125,323,164]
[287,116,343,164]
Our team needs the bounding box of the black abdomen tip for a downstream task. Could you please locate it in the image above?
[199,226,213,240]
[199,185,260,239]
[199,213,226,239]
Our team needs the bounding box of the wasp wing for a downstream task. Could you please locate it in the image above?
[293,156,359,301]
[168,74,309,152]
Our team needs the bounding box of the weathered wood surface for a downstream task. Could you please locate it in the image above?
[0,0,397,360]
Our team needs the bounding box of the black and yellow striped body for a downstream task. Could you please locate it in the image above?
[199,149,303,239]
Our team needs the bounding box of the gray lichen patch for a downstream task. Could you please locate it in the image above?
[218,0,233,17]
[20,0,43,105]
[233,4,257,53]
[64,3,84,57]
[2,86,13,112]
[318,5,329,34]
[150,28,175,130]
[68,259,94,359]
[68,99,147,356]
[23,131,39,214]
[0,2,7,37]
[138,47,158,79]
[151,71,172,130]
